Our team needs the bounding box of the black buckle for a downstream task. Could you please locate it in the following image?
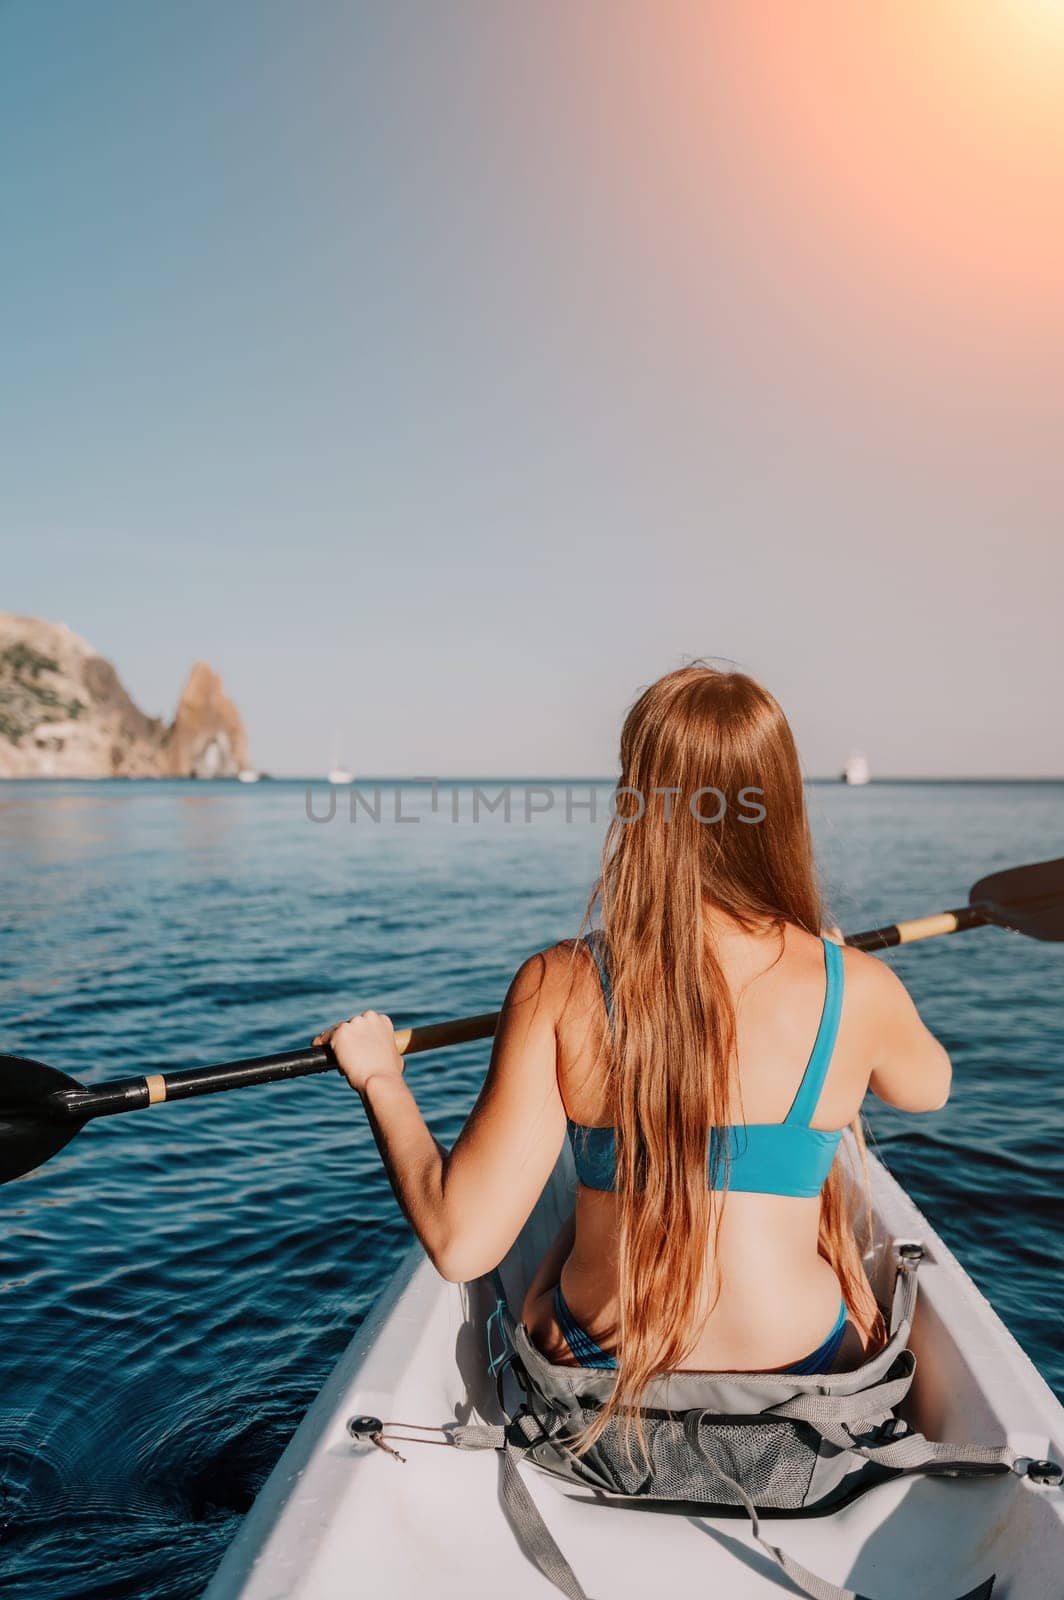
[508,1402,563,1452]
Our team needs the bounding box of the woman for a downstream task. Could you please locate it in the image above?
[315,665,950,1433]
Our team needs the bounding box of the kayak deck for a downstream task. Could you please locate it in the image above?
[205,1151,1064,1599]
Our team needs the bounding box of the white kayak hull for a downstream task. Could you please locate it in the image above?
[205,1149,1064,1599]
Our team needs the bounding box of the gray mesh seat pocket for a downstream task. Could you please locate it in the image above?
[569,1407,820,1506]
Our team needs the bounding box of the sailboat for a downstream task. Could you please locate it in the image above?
[328,732,353,786]
[841,750,871,786]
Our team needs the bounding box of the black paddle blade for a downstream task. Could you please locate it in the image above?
[0,1054,84,1183]
[970,856,1064,942]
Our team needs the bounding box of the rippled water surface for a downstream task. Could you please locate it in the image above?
[0,779,1061,1597]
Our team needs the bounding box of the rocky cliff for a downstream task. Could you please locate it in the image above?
[164,660,249,778]
[0,615,251,779]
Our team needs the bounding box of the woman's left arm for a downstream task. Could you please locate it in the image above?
[316,951,568,1282]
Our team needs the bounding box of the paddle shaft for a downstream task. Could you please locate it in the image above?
[44,904,996,1125]
[845,903,988,951]
[46,1014,502,1123]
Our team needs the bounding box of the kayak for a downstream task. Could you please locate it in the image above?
[204,1145,1064,1599]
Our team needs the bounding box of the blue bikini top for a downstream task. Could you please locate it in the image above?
[567,932,845,1200]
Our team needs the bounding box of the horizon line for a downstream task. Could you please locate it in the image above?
[3,774,1062,786]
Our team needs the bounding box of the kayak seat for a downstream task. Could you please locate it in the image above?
[447,1246,1038,1600]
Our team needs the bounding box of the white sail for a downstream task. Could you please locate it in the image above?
[841,751,871,786]
[328,731,353,785]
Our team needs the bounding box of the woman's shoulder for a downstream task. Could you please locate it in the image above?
[508,939,597,1003]
[505,940,606,1041]
[826,939,933,1068]
[835,938,910,1007]
[782,925,911,1024]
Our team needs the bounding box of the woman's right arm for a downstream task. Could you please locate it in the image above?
[863,955,953,1113]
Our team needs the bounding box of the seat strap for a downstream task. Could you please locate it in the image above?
[452,1420,995,1600]
[765,1364,917,1445]
[498,1442,592,1600]
[454,1421,592,1600]
[887,1252,922,1335]
[687,1423,995,1600]
[849,1431,1020,1476]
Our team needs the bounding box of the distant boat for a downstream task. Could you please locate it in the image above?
[841,751,871,786]
[328,732,353,786]
[237,769,260,784]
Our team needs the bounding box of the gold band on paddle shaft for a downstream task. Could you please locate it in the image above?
[394,1012,499,1057]
[895,911,960,945]
[145,1073,167,1105]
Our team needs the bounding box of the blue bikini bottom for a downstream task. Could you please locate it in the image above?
[553,1283,849,1375]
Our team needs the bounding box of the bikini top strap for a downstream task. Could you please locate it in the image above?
[784,937,845,1127]
[582,930,613,1023]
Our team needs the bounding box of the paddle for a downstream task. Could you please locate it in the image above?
[845,855,1064,950]
[2,855,1061,1187]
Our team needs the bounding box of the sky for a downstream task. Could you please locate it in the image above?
[2,0,1062,777]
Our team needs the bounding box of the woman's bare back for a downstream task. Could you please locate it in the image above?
[523,916,945,1371]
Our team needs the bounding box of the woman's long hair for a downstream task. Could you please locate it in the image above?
[579,664,877,1452]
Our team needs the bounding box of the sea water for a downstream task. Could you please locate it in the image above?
[0,779,1061,1598]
